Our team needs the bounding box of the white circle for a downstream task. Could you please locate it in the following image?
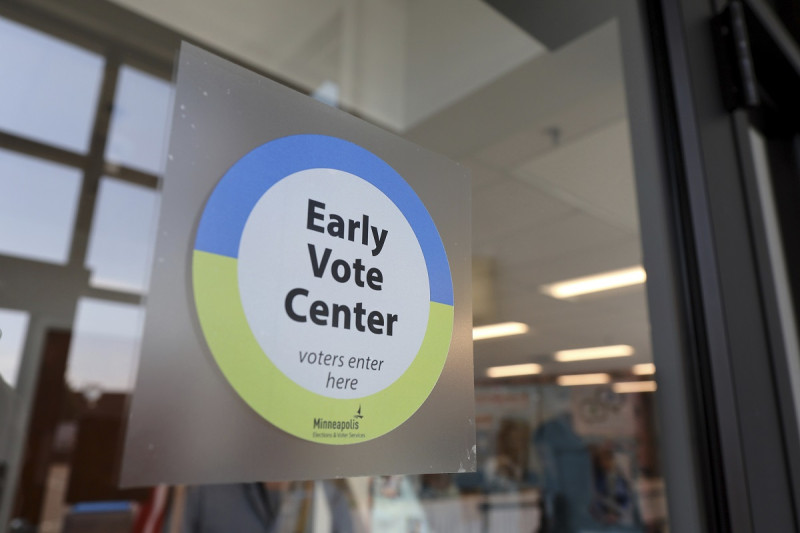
[238,168,430,399]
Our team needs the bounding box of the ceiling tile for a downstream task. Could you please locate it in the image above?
[513,120,640,232]
[471,177,574,245]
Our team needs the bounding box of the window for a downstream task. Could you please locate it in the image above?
[0,16,103,153]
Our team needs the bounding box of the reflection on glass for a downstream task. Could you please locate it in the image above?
[154,383,663,532]
[172,481,355,532]
[0,16,104,154]
[65,298,143,396]
[403,0,545,128]
[472,384,665,530]
[105,65,173,175]
[86,177,160,293]
[0,148,82,264]
[406,11,665,531]
[0,308,30,388]
[0,2,670,532]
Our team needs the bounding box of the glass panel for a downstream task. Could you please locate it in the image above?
[0,148,82,264]
[0,308,30,388]
[0,16,104,154]
[105,65,173,175]
[65,298,143,396]
[85,177,160,294]
[453,19,664,528]
[0,2,673,532]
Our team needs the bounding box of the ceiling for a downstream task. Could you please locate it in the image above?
[404,19,651,378]
[103,0,651,379]
[106,0,543,130]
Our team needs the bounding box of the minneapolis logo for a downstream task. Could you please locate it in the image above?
[313,409,362,431]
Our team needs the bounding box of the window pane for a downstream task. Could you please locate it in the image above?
[0,16,104,154]
[86,177,160,293]
[0,148,82,264]
[65,298,143,395]
[105,65,173,175]
[0,3,676,532]
[0,308,30,388]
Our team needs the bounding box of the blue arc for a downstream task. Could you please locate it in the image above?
[194,134,453,306]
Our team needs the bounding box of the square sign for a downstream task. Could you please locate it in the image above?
[121,43,474,486]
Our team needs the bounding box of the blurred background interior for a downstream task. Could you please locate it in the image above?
[0,0,669,531]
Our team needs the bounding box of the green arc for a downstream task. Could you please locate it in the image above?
[193,250,454,444]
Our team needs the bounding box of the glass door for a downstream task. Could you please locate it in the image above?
[0,0,709,531]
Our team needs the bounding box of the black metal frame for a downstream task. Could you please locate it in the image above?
[653,0,800,531]
[639,2,730,530]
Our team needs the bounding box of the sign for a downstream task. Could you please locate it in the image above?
[121,43,473,485]
[193,135,453,444]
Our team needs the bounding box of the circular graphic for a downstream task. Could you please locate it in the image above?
[239,168,430,399]
[192,134,454,444]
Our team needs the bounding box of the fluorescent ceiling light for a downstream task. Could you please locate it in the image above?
[555,344,634,362]
[486,363,542,378]
[556,373,611,386]
[541,266,646,299]
[473,322,529,341]
[613,380,657,394]
[632,363,656,375]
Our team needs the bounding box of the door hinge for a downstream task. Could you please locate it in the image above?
[712,1,760,111]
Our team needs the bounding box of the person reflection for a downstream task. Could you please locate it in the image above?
[588,443,634,525]
[484,418,530,491]
[169,480,354,533]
